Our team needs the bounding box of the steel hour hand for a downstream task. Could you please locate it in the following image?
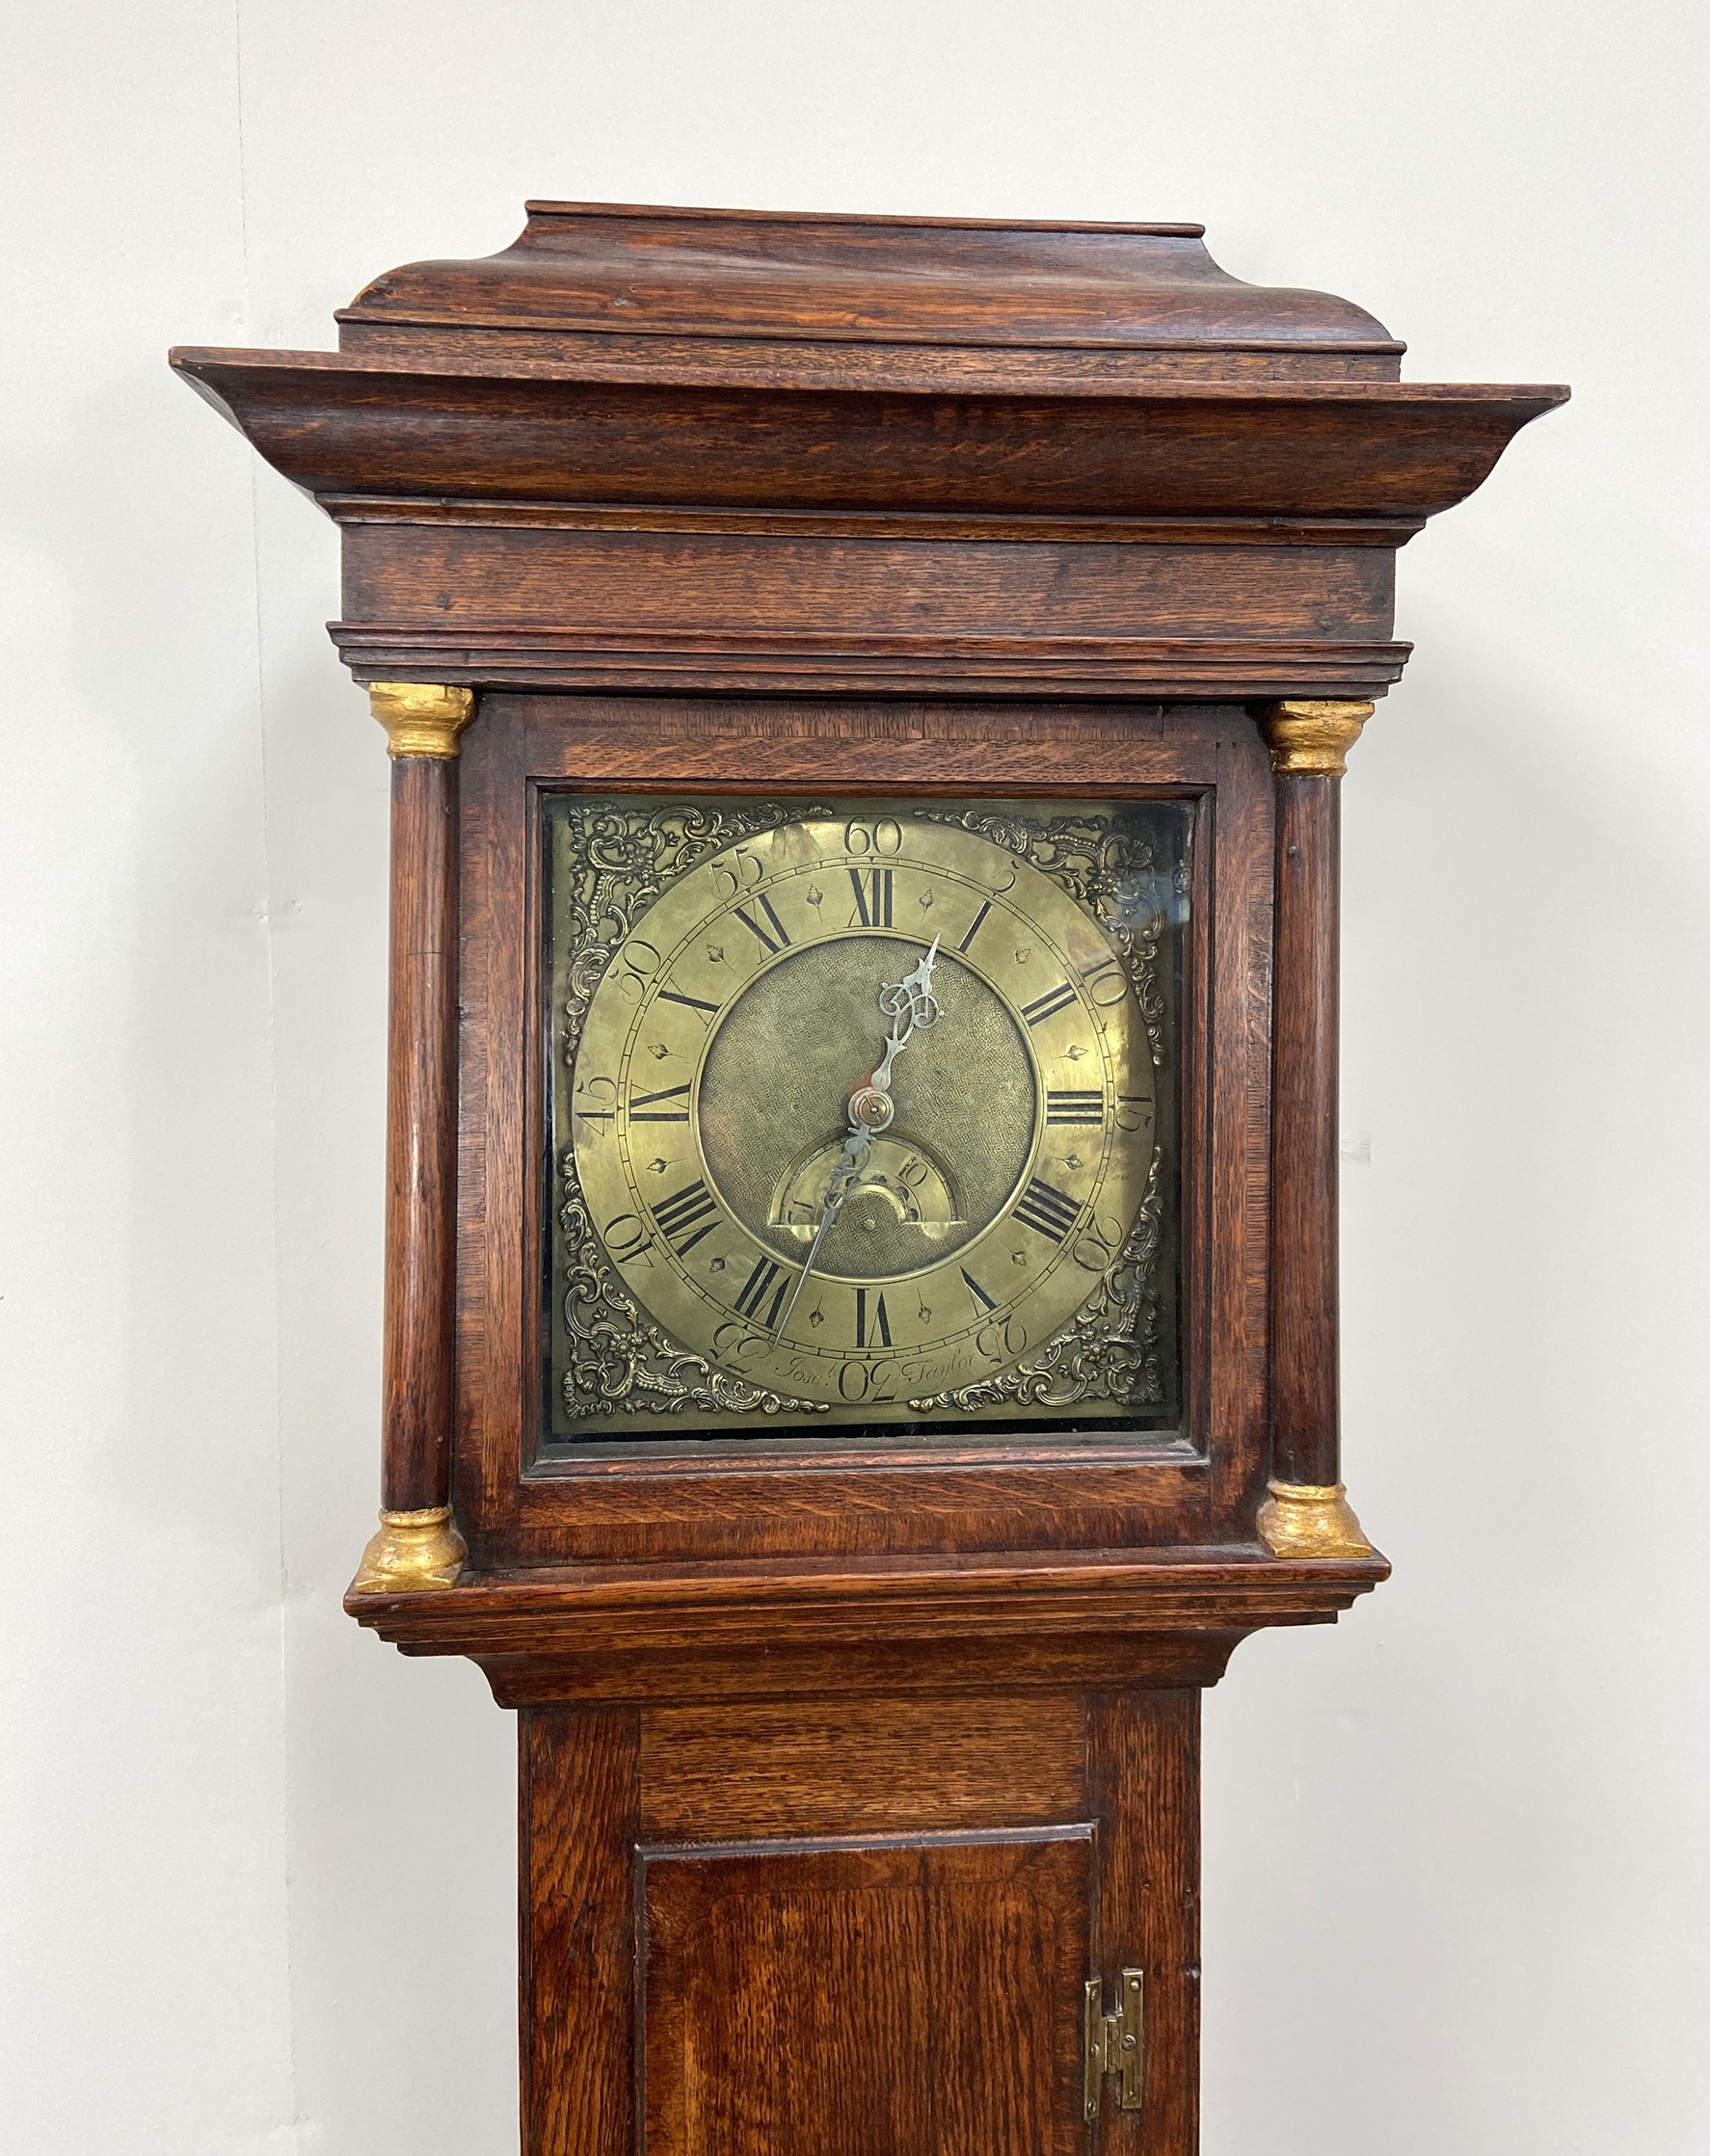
[871,935,940,1093]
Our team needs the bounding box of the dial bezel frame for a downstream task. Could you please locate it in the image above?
[452,692,1273,1572]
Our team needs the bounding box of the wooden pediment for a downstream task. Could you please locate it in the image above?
[171,203,1566,698]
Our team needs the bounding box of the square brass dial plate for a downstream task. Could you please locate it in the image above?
[543,794,1189,1451]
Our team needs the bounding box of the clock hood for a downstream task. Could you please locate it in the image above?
[168,200,1566,705]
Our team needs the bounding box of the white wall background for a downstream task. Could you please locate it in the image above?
[4,3,1706,2150]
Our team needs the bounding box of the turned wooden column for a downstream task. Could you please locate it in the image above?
[351,681,474,1593]
[1256,701,1376,1559]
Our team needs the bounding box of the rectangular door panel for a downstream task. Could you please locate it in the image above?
[641,1826,1093,2156]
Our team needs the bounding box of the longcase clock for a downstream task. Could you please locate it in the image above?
[173,202,1564,2153]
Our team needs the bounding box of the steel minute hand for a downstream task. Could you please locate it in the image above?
[775,1118,869,1339]
[774,938,942,1341]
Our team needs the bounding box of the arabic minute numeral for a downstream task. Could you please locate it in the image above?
[613,937,662,1003]
[602,1211,654,1265]
[575,1074,619,1127]
[1114,1094,1155,1133]
[1072,1214,1124,1274]
[710,846,764,900]
[710,1319,769,1370]
[1080,954,1128,1008]
[842,818,902,857]
[976,1316,1028,1362]
[1011,1176,1082,1244]
[837,1358,899,1402]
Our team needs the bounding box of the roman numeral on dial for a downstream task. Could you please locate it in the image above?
[733,892,791,953]
[651,1178,720,1255]
[1012,1176,1082,1243]
[855,1288,892,1348]
[655,987,720,1020]
[628,1083,690,1123]
[956,898,992,953]
[848,866,894,927]
[960,1266,997,1313]
[1021,981,1078,1027]
[1045,1089,1103,1126]
[733,1254,791,1328]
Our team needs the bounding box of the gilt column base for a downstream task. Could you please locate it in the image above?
[1256,1479,1375,1559]
[350,1505,468,1594]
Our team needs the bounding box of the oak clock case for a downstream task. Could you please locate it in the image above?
[547,793,1189,1447]
[170,201,1564,2156]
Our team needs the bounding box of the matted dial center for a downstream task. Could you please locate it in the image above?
[698,933,1035,1281]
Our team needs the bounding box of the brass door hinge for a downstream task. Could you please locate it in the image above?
[1083,1967,1145,2121]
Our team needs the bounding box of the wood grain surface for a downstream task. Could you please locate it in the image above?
[349,1544,1386,1709]
[521,1709,640,2156]
[338,521,1396,641]
[640,1828,1092,2156]
[380,753,460,1511]
[639,1696,1085,1839]
[331,626,1412,703]
[518,1688,1209,2156]
[337,201,1403,362]
[171,353,1563,525]
[170,202,1564,705]
[1089,1693,1201,2155]
[1269,774,1342,1488]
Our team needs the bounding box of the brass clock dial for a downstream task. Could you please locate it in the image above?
[550,800,1186,1438]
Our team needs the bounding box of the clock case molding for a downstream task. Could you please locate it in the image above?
[172,204,1563,2153]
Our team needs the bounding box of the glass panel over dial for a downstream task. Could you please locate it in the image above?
[543,796,1189,1451]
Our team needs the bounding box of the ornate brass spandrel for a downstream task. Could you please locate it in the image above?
[1255,1478,1375,1559]
[349,1505,469,1593]
[546,796,1189,1441]
[369,680,476,759]
[1259,699,1375,777]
